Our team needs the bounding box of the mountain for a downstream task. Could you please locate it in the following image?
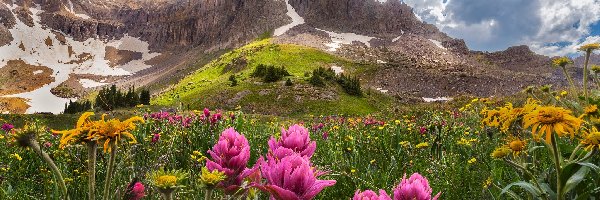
[0,0,568,114]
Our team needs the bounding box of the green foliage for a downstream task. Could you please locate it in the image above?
[251,64,290,83]
[229,74,238,87]
[94,85,148,111]
[285,78,293,86]
[63,100,92,114]
[308,67,362,96]
[337,74,362,96]
[140,89,151,105]
[309,73,325,87]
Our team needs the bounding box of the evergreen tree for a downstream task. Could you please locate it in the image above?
[139,89,151,105]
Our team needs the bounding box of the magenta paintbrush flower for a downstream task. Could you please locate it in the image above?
[353,189,392,200]
[124,179,145,200]
[268,124,316,158]
[393,173,441,200]
[1,123,14,132]
[259,155,336,200]
[206,127,252,193]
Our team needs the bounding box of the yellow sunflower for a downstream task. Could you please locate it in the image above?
[523,106,583,142]
[86,115,144,153]
[491,146,512,159]
[581,127,600,151]
[481,108,501,127]
[505,136,527,156]
[52,112,96,148]
[584,105,598,116]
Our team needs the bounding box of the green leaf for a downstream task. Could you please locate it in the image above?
[576,162,600,174]
[563,167,590,194]
[528,146,545,153]
[539,183,556,199]
[501,181,542,199]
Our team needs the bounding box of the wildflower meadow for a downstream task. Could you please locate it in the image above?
[0,44,599,199]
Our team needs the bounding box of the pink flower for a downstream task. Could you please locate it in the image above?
[419,127,427,135]
[124,180,145,200]
[259,155,336,200]
[43,142,52,148]
[206,128,252,193]
[203,108,211,118]
[393,173,440,200]
[322,131,329,140]
[151,133,160,143]
[353,189,392,200]
[1,123,14,132]
[268,124,316,158]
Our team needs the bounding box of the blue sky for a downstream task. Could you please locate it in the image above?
[384,0,600,56]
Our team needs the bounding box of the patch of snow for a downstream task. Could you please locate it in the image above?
[422,97,453,102]
[0,3,159,114]
[274,0,305,36]
[317,28,375,51]
[75,14,91,19]
[4,83,75,114]
[331,66,344,75]
[79,79,108,88]
[428,39,447,50]
[392,35,402,42]
[377,60,387,64]
[376,87,388,93]
[33,70,43,75]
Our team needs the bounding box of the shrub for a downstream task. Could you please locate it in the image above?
[337,74,362,96]
[229,74,238,87]
[285,78,293,86]
[251,64,290,83]
[309,73,325,87]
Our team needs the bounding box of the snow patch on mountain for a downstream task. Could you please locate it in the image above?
[80,79,108,88]
[0,3,159,113]
[317,28,375,51]
[428,39,446,50]
[274,0,305,36]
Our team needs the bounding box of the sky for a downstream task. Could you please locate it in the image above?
[381,0,600,56]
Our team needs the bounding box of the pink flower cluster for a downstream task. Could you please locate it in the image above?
[1,123,13,132]
[206,128,254,193]
[205,124,336,199]
[353,173,441,200]
[124,179,145,200]
[144,108,229,128]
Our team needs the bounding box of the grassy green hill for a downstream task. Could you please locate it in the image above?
[153,39,394,116]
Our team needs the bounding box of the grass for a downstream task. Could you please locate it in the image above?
[152,39,386,117]
[0,102,514,199]
[3,88,600,199]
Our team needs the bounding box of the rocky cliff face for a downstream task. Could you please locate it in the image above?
[289,0,450,41]
[37,0,289,51]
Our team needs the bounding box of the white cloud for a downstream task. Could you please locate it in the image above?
[394,0,600,56]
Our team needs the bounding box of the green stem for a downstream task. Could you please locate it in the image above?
[562,66,576,94]
[29,139,69,199]
[87,142,97,200]
[504,159,548,199]
[568,143,582,162]
[102,143,117,200]
[160,190,174,200]
[205,189,213,200]
[583,50,591,100]
[551,134,564,200]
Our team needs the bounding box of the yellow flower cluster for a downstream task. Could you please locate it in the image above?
[148,168,188,190]
[199,167,226,188]
[52,112,144,152]
[415,142,429,149]
[481,99,539,133]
